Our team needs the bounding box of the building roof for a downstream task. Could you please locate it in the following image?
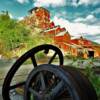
[71,37,93,46]
[44,26,60,32]
[28,7,38,13]
[28,7,49,14]
[56,30,66,36]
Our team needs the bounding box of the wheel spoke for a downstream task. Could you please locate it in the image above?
[9,81,25,90]
[50,80,64,98]
[29,88,40,97]
[31,55,37,67]
[44,48,49,54]
[48,52,57,64]
[39,72,46,91]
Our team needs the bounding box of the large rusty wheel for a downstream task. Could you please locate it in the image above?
[24,64,87,100]
[2,44,64,100]
[63,66,97,100]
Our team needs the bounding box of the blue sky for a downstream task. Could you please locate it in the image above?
[0,0,100,43]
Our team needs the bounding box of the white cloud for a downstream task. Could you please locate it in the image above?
[18,16,24,20]
[74,14,97,23]
[34,0,66,7]
[70,0,100,6]
[78,0,91,5]
[16,0,29,4]
[9,13,13,19]
[74,17,85,22]
[86,15,95,20]
[56,11,67,18]
[94,39,100,44]
[92,8,100,14]
[52,16,100,43]
[78,0,100,6]
[71,0,79,6]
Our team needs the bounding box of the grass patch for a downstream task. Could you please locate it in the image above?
[84,67,100,99]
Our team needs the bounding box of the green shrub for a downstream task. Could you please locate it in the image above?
[84,67,100,99]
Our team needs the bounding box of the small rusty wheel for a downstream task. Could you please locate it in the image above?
[63,66,97,100]
[24,64,87,100]
[2,44,64,100]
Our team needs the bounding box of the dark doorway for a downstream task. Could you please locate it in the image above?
[88,51,94,58]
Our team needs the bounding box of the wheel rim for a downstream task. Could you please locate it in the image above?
[24,64,81,100]
[2,44,64,100]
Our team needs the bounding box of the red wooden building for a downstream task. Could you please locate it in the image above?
[22,7,100,58]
